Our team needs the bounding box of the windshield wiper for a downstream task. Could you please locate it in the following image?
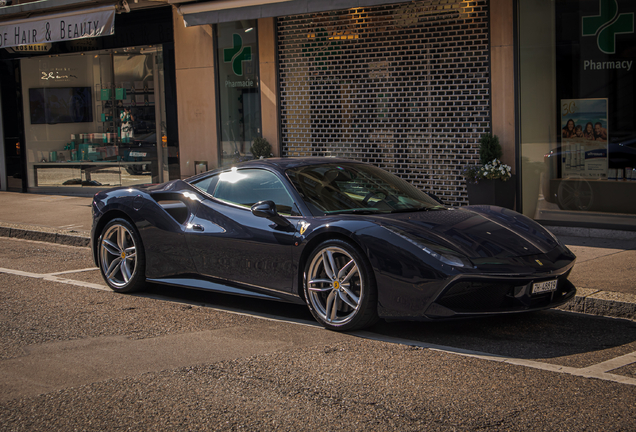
[326,209,379,215]
[390,206,443,213]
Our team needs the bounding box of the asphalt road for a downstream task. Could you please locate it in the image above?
[0,237,635,431]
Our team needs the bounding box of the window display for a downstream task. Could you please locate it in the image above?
[520,0,636,226]
[216,20,261,166]
[21,45,169,189]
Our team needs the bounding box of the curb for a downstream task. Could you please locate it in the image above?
[557,289,636,321]
[0,224,633,321]
[545,225,636,240]
[0,226,90,247]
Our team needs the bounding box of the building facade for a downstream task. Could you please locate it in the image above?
[518,0,636,230]
[1,0,634,230]
[0,1,179,194]
[174,0,513,206]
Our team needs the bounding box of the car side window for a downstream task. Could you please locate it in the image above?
[191,175,219,195]
[212,169,297,216]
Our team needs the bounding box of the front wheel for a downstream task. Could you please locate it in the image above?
[98,218,146,293]
[304,239,378,331]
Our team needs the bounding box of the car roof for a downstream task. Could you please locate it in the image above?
[187,157,368,181]
[235,157,365,170]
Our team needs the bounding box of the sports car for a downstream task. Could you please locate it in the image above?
[91,157,576,331]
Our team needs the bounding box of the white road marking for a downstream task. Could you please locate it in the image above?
[47,268,98,276]
[352,332,636,387]
[578,351,636,374]
[0,267,111,291]
[140,292,321,328]
[1,266,635,386]
[27,196,75,202]
[0,236,88,249]
[57,224,85,230]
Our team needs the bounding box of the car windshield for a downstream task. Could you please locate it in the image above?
[286,163,444,215]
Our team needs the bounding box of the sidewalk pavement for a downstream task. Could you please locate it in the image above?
[0,191,634,321]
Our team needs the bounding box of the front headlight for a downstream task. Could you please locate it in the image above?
[385,226,473,268]
[421,245,472,267]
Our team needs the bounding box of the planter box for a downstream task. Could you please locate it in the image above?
[466,175,516,209]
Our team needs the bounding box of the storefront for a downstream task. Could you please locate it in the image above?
[276,1,490,205]
[176,0,636,230]
[216,19,261,166]
[519,0,636,229]
[0,5,179,193]
[178,0,491,205]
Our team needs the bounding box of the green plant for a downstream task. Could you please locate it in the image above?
[462,133,512,184]
[250,137,273,159]
[480,158,512,181]
[462,158,512,184]
[479,133,502,165]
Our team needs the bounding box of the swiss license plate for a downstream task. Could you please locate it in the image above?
[532,279,558,294]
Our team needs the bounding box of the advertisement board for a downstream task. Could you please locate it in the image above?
[560,98,608,179]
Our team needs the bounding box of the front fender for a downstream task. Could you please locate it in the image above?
[351,225,452,318]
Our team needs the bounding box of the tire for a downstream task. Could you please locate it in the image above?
[98,218,146,293]
[304,239,378,331]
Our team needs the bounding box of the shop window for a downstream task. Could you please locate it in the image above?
[21,46,171,189]
[519,0,636,227]
[216,20,262,166]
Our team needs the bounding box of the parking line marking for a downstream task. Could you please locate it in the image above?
[352,331,636,387]
[0,267,319,326]
[1,266,634,386]
[58,224,84,229]
[578,351,636,374]
[140,292,321,329]
[47,268,98,276]
[0,267,111,291]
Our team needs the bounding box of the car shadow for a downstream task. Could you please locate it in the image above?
[142,282,316,323]
[140,282,636,362]
[367,311,636,362]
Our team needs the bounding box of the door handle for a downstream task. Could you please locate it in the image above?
[191,224,204,232]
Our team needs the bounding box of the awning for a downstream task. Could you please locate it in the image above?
[0,5,116,49]
[178,0,413,27]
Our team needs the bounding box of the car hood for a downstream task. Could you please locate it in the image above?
[369,206,559,259]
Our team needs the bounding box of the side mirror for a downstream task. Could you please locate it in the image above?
[251,200,293,229]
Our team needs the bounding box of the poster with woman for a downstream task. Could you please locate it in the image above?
[560,98,608,179]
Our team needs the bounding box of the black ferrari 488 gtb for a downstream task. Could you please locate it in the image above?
[91,157,576,330]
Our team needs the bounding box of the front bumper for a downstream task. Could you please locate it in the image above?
[376,254,576,321]
[423,269,576,319]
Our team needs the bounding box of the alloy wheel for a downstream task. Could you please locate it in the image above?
[306,246,363,325]
[100,223,138,289]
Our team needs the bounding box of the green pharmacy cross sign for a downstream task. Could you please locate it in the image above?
[583,0,634,54]
[224,34,252,76]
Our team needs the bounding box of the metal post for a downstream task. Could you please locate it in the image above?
[0,83,6,191]
[153,52,168,182]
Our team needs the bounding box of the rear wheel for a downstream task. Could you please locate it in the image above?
[98,218,145,293]
[304,239,378,331]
